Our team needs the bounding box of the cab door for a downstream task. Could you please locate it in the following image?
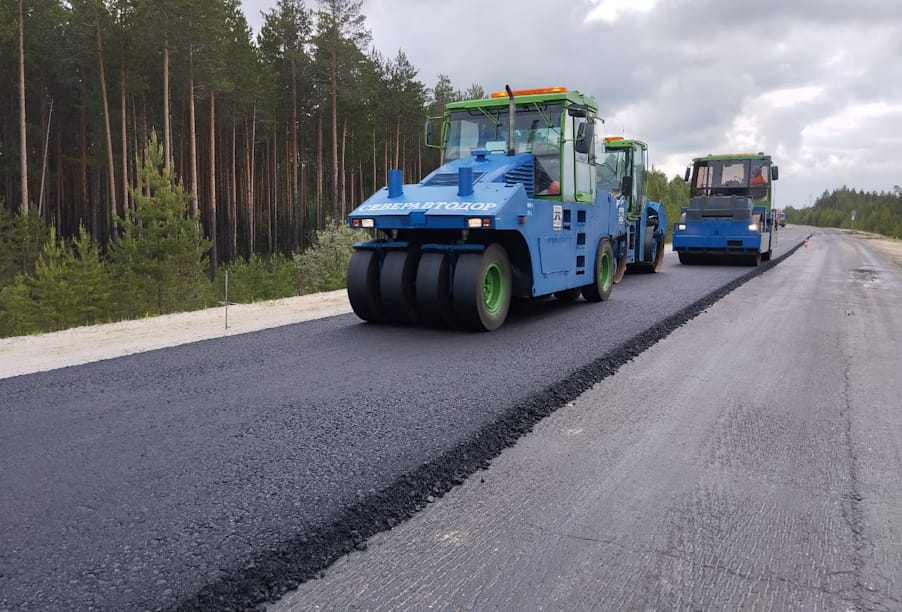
[572,114,596,203]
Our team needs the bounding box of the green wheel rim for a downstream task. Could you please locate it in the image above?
[482,262,505,314]
[599,249,613,289]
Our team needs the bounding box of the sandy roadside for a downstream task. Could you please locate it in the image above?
[0,289,352,379]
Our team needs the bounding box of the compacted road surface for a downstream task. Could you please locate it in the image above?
[1,230,817,610]
[274,229,902,611]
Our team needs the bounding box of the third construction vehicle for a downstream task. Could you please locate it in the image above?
[672,152,779,265]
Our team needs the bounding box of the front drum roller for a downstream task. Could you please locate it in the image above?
[416,252,454,328]
[582,238,615,302]
[379,250,420,324]
[452,244,512,332]
[347,249,386,323]
[634,228,664,273]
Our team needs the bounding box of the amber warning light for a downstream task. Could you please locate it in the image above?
[489,87,568,98]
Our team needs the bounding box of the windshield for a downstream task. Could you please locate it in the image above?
[597,148,629,196]
[691,159,770,201]
[443,104,563,162]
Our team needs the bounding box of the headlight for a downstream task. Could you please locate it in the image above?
[748,223,759,231]
[361,218,375,228]
[677,223,686,231]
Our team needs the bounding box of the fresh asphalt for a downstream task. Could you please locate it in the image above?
[273,227,902,611]
[1,228,809,611]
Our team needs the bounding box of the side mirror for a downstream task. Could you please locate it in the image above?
[684,167,691,182]
[424,118,442,149]
[770,165,779,181]
[424,120,435,147]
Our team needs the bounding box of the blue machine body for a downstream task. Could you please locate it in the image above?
[348,150,660,297]
[345,87,667,330]
[672,153,779,265]
[672,197,773,256]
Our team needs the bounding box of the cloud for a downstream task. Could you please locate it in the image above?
[585,0,658,23]
[239,0,902,205]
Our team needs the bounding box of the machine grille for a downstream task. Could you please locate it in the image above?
[423,171,485,186]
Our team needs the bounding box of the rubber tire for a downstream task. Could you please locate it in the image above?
[677,251,693,265]
[582,238,614,302]
[613,239,627,284]
[416,252,454,328]
[652,238,665,272]
[452,244,512,331]
[554,287,582,302]
[347,249,386,323]
[379,250,420,324]
[749,253,762,267]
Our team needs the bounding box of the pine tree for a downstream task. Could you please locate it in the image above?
[109,133,213,318]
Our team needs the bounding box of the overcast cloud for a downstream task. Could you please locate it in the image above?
[240,0,902,207]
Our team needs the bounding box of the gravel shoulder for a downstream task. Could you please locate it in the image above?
[0,289,351,379]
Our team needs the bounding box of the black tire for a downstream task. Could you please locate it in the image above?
[652,238,665,272]
[677,251,693,265]
[613,239,627,284]
[554,287,582,302]
[582,238,614,302]
[347,249,386,323]
[452,244,512,331]
[749,253,762,266]
[379,250,420,324]
[762,249,772,262]
[416,252,454,327]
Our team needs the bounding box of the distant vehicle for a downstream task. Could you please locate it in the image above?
[775,209,787,227]
[344,86,666,331]
[598,136,667,281]
[672,152,779,266]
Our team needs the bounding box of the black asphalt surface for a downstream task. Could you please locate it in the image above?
[0,228,807,611]
[273,227,902,611]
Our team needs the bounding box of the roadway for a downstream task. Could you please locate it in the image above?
[9,227,897,611]
[272,227,902,610]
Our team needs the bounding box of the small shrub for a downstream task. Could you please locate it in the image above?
[215,253,300,303]
[295,222,358,293]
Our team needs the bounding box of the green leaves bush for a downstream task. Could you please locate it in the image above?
[295,221,358,293]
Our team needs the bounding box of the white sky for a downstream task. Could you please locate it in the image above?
[240,0,902,207]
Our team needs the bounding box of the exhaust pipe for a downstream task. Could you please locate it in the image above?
[505,85,515,156]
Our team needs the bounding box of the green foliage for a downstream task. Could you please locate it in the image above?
[0,204,51,289]
[295,221,357,293]
[0,226,110,337]
[214,253,300,303]
[108,133,214,318]
[786,187,902,239]
[646,169,689,241]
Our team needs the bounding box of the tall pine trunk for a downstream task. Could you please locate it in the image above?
[188,47,198,216]
[340,119,347,218]
[330,49,338,221]
[162,37,171,170]
[230,116,237,260]
[290,56,298,251]
[208,91,217,275]
[120,62,128,214]
[316,110,323,229]
[96,18,117,233]
[17,0,28,213]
